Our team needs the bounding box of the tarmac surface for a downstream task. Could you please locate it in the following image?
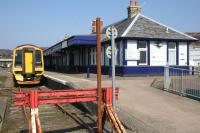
[44,71,200,133]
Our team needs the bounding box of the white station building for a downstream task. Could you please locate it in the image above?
[44,0,198,76]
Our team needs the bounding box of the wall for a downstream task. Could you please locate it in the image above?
[179,42,187,66]
[189,44,200,66]
[126,40,138,66]
[150,41,167,66]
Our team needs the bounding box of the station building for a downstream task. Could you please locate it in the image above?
[44,0,197,76]
[0,59,12,68]
[186,32,200,66]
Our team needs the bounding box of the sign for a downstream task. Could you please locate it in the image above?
[125,49,140,60]
[91,20,103,33]
[106,46,117,59]
[106,46,112,59]
[106,26,118,110]
[106,26,118,39]
[62,41,68,48]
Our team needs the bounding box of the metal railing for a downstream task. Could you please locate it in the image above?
[164,65,200,99]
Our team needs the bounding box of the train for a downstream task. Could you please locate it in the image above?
[12,44,44,85]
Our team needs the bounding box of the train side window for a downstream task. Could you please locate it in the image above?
[36,50,42,66]
[15,50,22,67]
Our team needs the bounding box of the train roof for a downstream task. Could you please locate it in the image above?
[15,44,42,49]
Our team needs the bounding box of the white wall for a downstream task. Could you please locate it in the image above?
[179,42,187,66]
[126,40,137,66]
[150,41,167,66]
[189,44,200,66]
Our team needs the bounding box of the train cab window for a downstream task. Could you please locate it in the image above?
[35,50,42,66]
[15,50,22,67]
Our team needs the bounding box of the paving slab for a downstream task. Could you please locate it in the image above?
[44,71,200,133]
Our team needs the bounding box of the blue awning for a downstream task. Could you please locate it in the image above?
[67,35,96,47]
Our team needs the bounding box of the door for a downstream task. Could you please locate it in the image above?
[25,52,33,73]
[168,42,176,65]
[169,50,176,65]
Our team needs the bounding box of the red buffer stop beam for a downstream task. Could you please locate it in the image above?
[14,87,119,107]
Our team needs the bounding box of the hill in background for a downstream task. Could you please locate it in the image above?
[0,49,12,59]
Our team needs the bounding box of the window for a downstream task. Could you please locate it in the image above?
[15,50,22,67]
[138,41,147,65]
[168,42,176,49]
[35,50,42,67]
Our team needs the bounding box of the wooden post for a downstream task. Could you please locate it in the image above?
[96,18,103,133]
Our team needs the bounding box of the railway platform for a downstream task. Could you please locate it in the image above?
[44,71,200,133]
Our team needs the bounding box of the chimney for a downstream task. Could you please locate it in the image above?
[127,0,140,18]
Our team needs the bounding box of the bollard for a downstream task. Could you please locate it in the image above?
[192,66,194,75]
[180,70,184,96]
[164,63,170,90]
[87,67,90,78]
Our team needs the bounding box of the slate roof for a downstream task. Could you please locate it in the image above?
[186,32,200,43]
[102,16,135,37]
[102,13,197,41]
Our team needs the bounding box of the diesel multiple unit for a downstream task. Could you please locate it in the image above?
[12,45,44,85]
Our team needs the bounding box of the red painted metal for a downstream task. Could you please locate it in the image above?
[14,88,119,107]
[104,87,112,105]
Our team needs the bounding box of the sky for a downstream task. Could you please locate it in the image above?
[0,0,199,49]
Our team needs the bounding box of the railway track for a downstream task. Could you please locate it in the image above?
[37,87,96,133]
[1,86,98,133]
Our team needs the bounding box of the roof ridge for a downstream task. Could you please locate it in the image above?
[121,13,141,37]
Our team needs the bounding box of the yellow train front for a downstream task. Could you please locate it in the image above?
[12,45,44,85]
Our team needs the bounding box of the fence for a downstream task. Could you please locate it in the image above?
[164,65,200,99]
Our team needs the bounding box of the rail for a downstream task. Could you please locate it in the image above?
[0,115,2,124]
[37,87,94,133]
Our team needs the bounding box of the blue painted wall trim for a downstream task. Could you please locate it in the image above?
[187,42,189,65]
[123,40,127,66]
[136,40,139,66]
[176,42,179,65]
[104,45,106,66]
[122,66,189,75]
[147,40,150,65]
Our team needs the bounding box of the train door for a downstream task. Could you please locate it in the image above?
[24,51,33,73]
